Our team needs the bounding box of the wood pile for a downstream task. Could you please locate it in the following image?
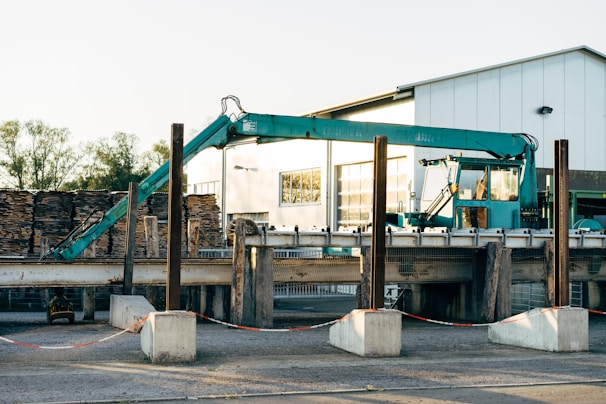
[109,192,150,258]
[72,190,112,256]
[0,190,34,256]
[0,189,222,258]
[185,194,223,250]
[33,191,73,257]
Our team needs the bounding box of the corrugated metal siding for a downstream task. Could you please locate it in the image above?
[414,51,606,171]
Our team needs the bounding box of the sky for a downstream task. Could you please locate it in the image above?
[1,0,606,152]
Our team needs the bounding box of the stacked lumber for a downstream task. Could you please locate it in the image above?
[32,191,73,256]
[0,190,34,256]
[72,190,112,256]
[185,194,223,249]
[109,192,150,258]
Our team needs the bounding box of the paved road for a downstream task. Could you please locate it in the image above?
[2,300,606,403]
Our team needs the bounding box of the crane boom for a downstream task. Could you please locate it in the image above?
[51,107,538,261]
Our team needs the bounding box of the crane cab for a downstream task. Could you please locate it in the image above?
[416,156,525,230]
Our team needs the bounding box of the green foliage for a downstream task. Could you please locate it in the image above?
[64,132,150,191]
[62,134,172,192]
[141,139,170,170]
[0,119,79,190]
[1,118,174,192]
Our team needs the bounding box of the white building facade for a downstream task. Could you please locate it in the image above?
[186,46,606,237]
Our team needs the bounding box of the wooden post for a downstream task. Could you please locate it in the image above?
[231,218,248,325]
[144,215,161,309]
[253,246,274,328]
[187,219,201,313]
[357,246,371,309]
[123,181,138,295]
[39,238,50,310]
[370,136,387,309]
[144,216,160,259]
[544,240,555,307]
[481,241,502,322]
[495,247,512,320]
[554,139,570,306]
[82,242,96,320]
[167,123,184,311]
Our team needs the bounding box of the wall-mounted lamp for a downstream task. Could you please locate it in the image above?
[539,106,554,114]
[233,165,256,172]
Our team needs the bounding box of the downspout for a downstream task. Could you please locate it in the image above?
[326,140,333,229]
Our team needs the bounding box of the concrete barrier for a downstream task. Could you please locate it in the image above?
[329,309,401,357]
[140,311,197,363]
[109,294,156,333]
[488,306,588,352]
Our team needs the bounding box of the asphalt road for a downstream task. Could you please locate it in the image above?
[2,298,606,403]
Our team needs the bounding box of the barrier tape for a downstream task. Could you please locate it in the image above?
[1,306,602,349]
[398,305,596,327]
[0,316,148,350]
[192,311,353,332]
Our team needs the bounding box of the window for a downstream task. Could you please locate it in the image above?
[490,166,518,201]
[458,165,488,200]
[280,168,321,205]
[457,165,518,201]
[228,212,269,230]
[337,157,407,231]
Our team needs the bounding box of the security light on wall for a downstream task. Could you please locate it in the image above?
[539,106,554,114]
[233,165,256,172]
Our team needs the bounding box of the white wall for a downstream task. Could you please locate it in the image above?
[414,50,606,171]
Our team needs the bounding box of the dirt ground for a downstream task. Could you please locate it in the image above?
[2,298,606,403]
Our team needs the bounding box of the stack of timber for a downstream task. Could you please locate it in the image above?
[0,190,34,256]
[72,190,112,256]
[33,191,73,256]
[185,194,223,249]
[110,191,150,257]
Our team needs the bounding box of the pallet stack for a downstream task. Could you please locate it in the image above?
[0,190,34,256]
[185,194,223,249]
[32,191,73,257]
[72,190,112,257]
[109,192,150,258]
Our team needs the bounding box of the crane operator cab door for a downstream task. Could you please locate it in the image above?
[454,159,522,230]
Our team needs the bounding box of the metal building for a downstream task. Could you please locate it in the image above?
[185,45,606,235]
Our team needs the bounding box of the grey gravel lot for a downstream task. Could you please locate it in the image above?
[2,299,606,403]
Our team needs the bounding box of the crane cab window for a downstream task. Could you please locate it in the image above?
[458,165,519,201]
[490,167,519,201]
[457,206,488,228]
[458,165,488,200]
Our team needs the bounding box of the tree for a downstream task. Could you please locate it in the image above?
[65,132,150,191]
[141,139,170,171]
[0,120,27,189]
[0,119,79,190]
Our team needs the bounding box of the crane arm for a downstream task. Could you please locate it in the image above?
[227,114,537,160]
[50,104,538,261]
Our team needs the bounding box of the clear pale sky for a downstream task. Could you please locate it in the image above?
[1,0,605,151]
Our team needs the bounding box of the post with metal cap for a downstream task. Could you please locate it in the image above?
[167,123,184,310]
[140,123,196,363]
[329,135,401,356]
[370,136,387,309]
[554,139,569,306]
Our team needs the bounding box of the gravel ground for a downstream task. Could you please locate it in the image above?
[2,300,606,403]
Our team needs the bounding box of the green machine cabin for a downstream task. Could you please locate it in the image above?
[406,155,539,230]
